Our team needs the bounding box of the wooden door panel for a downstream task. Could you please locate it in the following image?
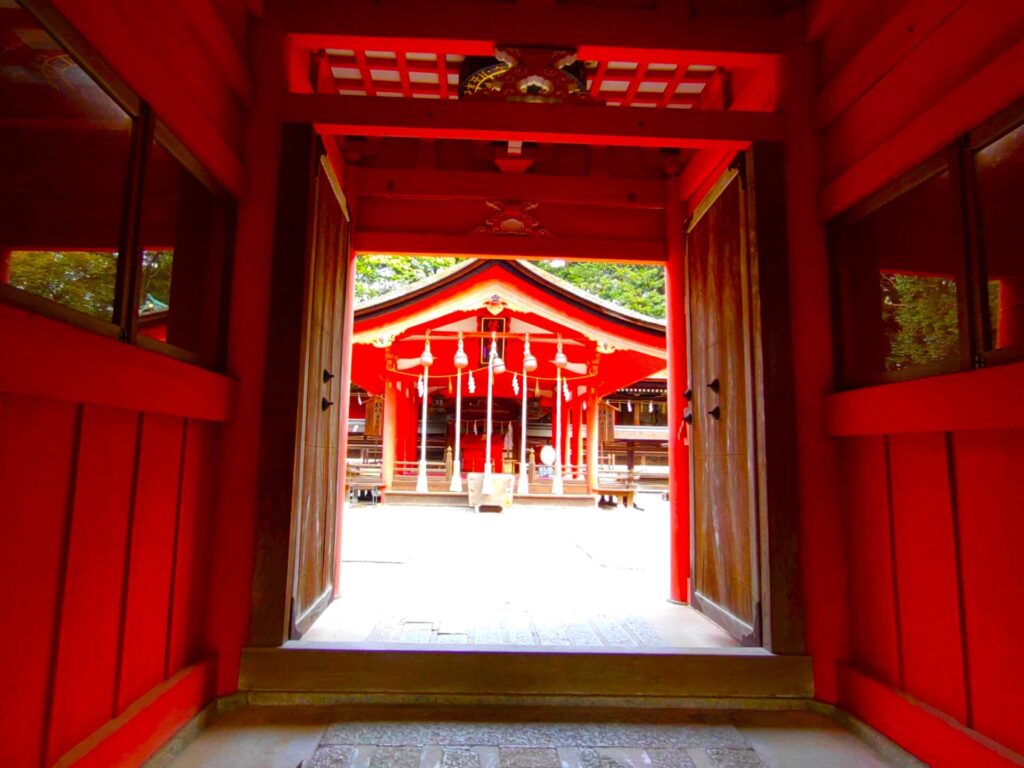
[291,159,348,636]
[687,172,760,644]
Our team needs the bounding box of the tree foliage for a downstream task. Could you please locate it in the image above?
[8,249,174,319]
[533,260,665,318]
[354,254,462,303]
[354,254,666,318]
[880,272,959,370]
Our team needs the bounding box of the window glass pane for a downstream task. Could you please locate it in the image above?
[136,136,231,364]
[832,170,964,384]
[0,5,132,321]
[974,122,1024,354]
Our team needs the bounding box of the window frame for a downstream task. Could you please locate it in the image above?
[1,0,235,371]
[830,98,1024,389]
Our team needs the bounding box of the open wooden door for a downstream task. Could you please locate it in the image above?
[290,156,348,637]
[685,166,761,645]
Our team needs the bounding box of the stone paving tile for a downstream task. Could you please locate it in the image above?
[564,621,605,646]
[644,749,697,768]
[442,747,481,768]
[506,613,536,645]
[622,617,663,646]
[368,746,422,768]
[366,616,402,643]
[578,747,650,767]
[323,721,749,751]
[398,621,435,643]
[704,748,765,768]
[593,614,638,646]
[498,747,561,767]
[307,744,355,768]
[472,621,506,645]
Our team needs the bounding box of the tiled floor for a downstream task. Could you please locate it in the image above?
[160,707,925,768]
[301,497,737,649]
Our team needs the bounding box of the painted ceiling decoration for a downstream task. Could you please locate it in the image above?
[458,47,591,104]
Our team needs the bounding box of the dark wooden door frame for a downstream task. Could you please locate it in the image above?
[248,124,319,646]
[249,135,804,653]
[686,144,804,655]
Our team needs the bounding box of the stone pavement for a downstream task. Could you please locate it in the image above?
[307,718,765,767]
[303,498,736,649]
[158,707,925,768]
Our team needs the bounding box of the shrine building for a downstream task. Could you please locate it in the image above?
[1,1,1023,767]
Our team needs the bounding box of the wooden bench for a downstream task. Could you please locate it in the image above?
[594,470,639,509]
[346,463,385,504]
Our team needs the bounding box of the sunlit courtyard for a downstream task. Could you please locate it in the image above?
[300,495,736,650]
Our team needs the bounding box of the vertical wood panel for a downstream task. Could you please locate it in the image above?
[47,405,139,762]
[0,394,78,768]
[952,429,1024,755]
[166,420,218,675]
[887,432,968,722]
[116,413,186,713]
[839,436,901,686]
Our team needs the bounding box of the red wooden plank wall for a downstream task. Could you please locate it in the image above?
[815,0,1024,218]
[51,0,251,196]
[828,369,1024,765]
[0,314,229,767]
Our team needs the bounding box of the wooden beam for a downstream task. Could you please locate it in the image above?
[286,0,784,67]
[171,0,254,104]
[353,168,667,209]
[805,0,853,41]
[239,646,814,699]
[820,33,1024,219]
[815,0,964,129]
[283,94,783,149]
[353,231,666,263]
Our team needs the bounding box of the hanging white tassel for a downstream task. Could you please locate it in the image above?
[512,372,519,396]
[417,374,424,398]
[473,420,478,435]
[467,370,476,394]
[649,400,654,412]
[627,400,633,412]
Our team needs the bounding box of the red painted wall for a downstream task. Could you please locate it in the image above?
[51,0,250,195]
[813,4,1024,764]
[0,311,228,768]
[0,1,262,764]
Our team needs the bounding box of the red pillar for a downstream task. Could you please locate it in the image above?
[666,175,691,603]
[565,399,575,472]
[782,8,848,701]
[381,377,398,488]
[574,399,585,478]
[333,248,357,596]
[586,393,599,492]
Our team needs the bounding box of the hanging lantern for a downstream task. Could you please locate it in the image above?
[553,339,568,369]
[420,338,434,368]
[453,335,469,369]
[523,335,538,372]
[490,340,506,375]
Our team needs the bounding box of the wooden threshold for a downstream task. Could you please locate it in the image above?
[238,646,813,700]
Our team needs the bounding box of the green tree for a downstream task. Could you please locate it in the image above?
[880,272,959,370]
[8,250,118,319]
[354,254,462,303]
[354,255,667,319]
[533,260,665,318]
[8,248,175,320]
